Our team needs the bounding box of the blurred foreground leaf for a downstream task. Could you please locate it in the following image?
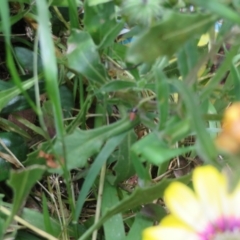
[127,12,216,63]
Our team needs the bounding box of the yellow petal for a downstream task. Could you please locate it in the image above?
[193,165,230,221]
[142,225,198,240]
[160,215,193,230]
[164,182,207,231]
[197,34,209,47]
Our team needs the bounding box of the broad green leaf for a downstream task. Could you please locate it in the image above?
[14,47,43,73]
[0,80,13,90]
[53,117,137,172]
[102,181,125,240]
[127,12,216,63]
[5,165,45,230]
[67,30,107,84]
[0,158,10,182]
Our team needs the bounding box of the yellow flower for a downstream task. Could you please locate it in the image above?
[142,165,240,240]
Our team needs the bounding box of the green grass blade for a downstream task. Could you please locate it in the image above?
[36,0,65,138]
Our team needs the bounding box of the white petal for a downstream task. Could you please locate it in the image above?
[229,182,240,218]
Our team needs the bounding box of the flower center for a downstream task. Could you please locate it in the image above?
[199,217,240,240]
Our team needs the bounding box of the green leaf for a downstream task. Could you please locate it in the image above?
[73,133,127,222]
[0,77,45,115]
[84,1,117,46]
[43,117,138,174]
[177,39,199,79]
[171,80,218,163]
[0,78,35,113]
[140,203,166,222]
[66,0,79,28]
[98,22,125,49]
[5,165,45,230]
[0,202,63,237]
[229,63,240,101]
[42,194,54,236]
[127,12,216,63]
[16,231,43,240]
[131,132,194,165]
[154,68,169,130]
[125,213,152,240]
[37,0,65,138]
[14,47,43,73]
[59,85,74,118]
[0,132,28,181]
[67,30,107,84]
[88,0,112,6]
[201,44,240,100]
[108,130,137,185]
[102,181,125,240]
[162,118,191,144]
[192,0,240,25]
[99,80,137,93]
[42,101,56,137]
